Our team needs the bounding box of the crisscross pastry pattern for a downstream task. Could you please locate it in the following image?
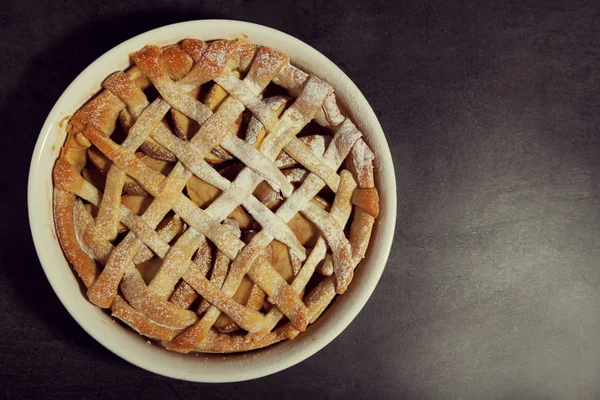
[53,38,380,353]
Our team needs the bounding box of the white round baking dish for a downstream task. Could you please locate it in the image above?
[28,20,396,382]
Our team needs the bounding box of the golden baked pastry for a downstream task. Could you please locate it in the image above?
[53,37,379,353]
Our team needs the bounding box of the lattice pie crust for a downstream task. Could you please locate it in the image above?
[53,38,379,353]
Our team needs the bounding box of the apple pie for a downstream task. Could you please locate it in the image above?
[53,37,379,353]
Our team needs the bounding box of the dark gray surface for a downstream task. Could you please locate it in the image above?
[1,0,599,398]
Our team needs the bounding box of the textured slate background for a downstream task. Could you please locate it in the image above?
[1,0,599,398]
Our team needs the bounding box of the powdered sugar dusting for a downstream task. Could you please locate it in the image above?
[284,168,309,184]
[349,138,375,188]
[53,36,380,353]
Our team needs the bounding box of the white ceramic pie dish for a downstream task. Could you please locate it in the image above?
[28,20,396,382]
